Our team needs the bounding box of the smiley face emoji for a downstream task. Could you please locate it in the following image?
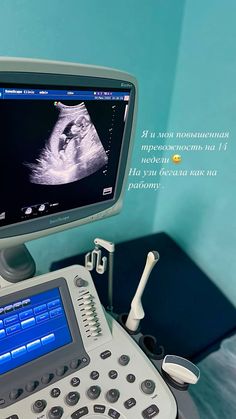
[172,154,182,164]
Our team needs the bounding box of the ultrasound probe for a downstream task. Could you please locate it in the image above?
[126,250,160,332]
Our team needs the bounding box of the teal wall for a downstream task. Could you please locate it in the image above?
[154,0,236,304]
[0,1,235,305]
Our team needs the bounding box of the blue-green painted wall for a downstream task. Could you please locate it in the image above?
[1,1,235,306]
[154,0,236,304]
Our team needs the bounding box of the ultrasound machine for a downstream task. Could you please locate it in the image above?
[0,58,200,419]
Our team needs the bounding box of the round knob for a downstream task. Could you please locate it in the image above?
[56,366,66,376]
[9,389,21,400]
[48,406,64,419]
[126,373,136,383]
[118,354,130,366]
[41,373,52,384]
[87,385,101,400]
[141,379,156,394]
[106,389,120,403]
[75,277,87,287]
[90,370,100,380]
[109,370,118,380]
[71,377,80,387]
[25,381,37,392]
[65,391,80,406]
[50,388,61,398]
[32,399,47,413]
[70,359,80,369]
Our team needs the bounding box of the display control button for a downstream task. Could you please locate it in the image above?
[83,293,93,300]
[65,391,80,406]
[9,389,21,400]
[87,385,101,400]
[75,277,87,287]
[90,370,99,380]
[32,399,47,413]
[84,299,93,306]
[51,388,61,398]
[100,350,111,359]
[70,359,80,369]
[87,312,97,318]
[109,370,118,379]
[142,404,160,418]
[85,307,96,315]
[88,320,99,326]
[56,366,67,376]
[41,373,53,384]
[5,305,14,313]
[106,389,120,403]
[6,416,19,419]
[141,379,156,395]
[91,331,101,337]
[48,406,64,419]
[71,406,89,418]
[124,397,136,409]
[71,377,80,387]
[126,373,136,383]
[87,316,98,323]
[25,381,37,392]
[84,304,95,311]
[118,354,130,366]
[94,404,106,413]
[108,408,120,418]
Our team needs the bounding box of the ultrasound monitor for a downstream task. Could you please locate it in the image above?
[0,58,137,282]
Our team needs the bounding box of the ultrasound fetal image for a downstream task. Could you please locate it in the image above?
[28,102,108,185]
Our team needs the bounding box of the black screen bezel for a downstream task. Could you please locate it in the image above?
[0,71,135,239]
[0,277,89,407]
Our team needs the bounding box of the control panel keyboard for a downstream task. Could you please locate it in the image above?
[0,265,177,419]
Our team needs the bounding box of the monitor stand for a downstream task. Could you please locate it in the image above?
[0,244,36,283]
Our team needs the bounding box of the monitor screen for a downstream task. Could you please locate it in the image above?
[0,59,137,281]
[0,287,72,375]
[0,84,130,229]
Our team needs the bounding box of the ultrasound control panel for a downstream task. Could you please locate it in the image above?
[0,265,177,419]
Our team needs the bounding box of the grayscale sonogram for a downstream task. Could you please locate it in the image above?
[27,102,108,185]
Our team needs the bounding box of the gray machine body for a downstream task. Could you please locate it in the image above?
[0,265,200,419]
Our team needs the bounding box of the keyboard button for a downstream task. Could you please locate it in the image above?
[142,404,160,418]
[100,350,111,359]
[109,370,118,379]
[108,408,120,418]
[124,397,136,409]
[94,404,106,413]
[71,406,89,418]
[90,370,99,380]
[71,377,80,387]
[51,388,61,398]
